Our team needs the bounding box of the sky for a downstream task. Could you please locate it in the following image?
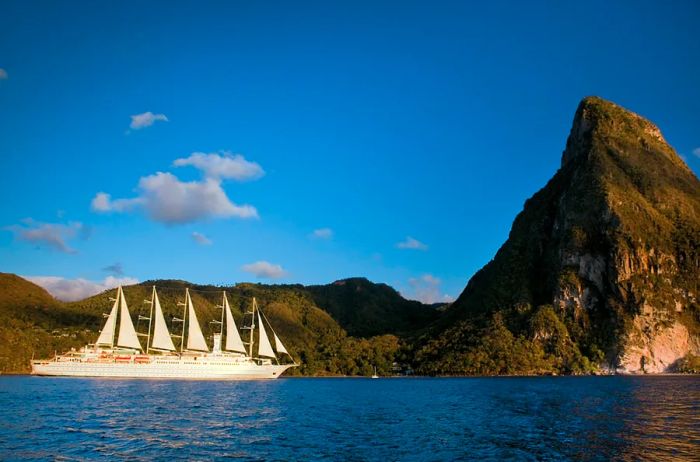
[1,1,699,302]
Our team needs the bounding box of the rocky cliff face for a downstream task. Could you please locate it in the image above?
[415,97,699,375]
[553,98,699,372]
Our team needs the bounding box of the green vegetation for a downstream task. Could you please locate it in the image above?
[0,273,100,372]
[675,354,700,374]
[305,277,440,337]
[413,97,699,375]
[2,98,698,376]
[414,307,596,376]
[0,275,412,375]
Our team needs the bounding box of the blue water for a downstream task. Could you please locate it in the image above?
[0,376,698,461]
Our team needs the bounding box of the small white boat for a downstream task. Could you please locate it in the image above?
[371,366,379,379]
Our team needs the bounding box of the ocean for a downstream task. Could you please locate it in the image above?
[0,376,698,461]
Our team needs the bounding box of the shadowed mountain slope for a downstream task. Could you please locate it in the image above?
[305,277,440,337]
[414,97,700,375]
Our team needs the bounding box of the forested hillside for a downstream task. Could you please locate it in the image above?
[0,275,429,375]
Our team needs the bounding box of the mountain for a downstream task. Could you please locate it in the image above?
[414,97,700,375]
[0,272,58,319]
[0,275,426,375]
[4,97,697,377]
[306,277,440,337]
[0,273,101,372]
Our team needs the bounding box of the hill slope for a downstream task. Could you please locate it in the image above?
[306,277,440,337]
[0,273,101,372]
[0,276,423,375]
[415,97,700,375]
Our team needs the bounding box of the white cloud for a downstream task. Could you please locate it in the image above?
[174,152,264,181]
[24,275,139,302]
[102,262,124,276]
[139,173,257,223]
[692,147,700,158]
[129,111,168,130]
[310,228,333,240]
[403,274,454,305]
[92,152,263,225]
[91,192,142,212]
[91,172,258,224]
[5,219,84,254]
[0,69,7,80]
[241,261,287,279]
[396,236,428,251]
[191,231,212,245]
[91,193,110,211]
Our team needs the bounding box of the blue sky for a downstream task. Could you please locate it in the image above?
[1,1,699,302]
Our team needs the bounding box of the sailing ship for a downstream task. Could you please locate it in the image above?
[31,286,296,379]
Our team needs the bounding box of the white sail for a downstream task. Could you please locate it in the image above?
[186,291,209,352]
[151,289,176,351]
[273,332,289,356]
[96,287,119,346]
[116,287,143,351]
[224,295,246,353]
[256,311,276,358]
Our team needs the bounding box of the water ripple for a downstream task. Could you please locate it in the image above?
[0,376,698,461]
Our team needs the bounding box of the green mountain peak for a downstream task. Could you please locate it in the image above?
[415,96,700,375]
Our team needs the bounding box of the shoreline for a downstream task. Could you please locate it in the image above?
[2,372,697,379]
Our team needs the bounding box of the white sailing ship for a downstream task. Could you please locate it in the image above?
[31,286,296,379]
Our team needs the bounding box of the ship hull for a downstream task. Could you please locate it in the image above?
[31,357,294,380]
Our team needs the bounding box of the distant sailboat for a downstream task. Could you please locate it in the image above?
[32,286,297,379]
[372,366,379,379]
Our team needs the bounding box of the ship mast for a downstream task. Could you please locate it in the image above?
[240,296,260,358]
[220,291,226,338]
[177,289,189,353]
[210,291,227,352]
[240,297,257,358]
[145,286,155,354]
[137,286,155,355]
[250,297,257,358]
[111,286,120,349]
[209,291,227,352]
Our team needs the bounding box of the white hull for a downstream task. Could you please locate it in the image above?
[32,355,294,380]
